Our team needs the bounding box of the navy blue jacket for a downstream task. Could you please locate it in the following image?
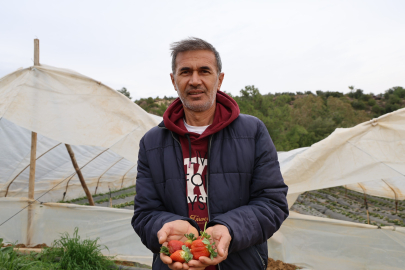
[132,114,289,270]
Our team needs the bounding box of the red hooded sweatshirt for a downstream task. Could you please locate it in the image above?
[163,91,239,269]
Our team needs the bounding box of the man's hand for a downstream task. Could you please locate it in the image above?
[158,220,199,270]
[187,224,232,270]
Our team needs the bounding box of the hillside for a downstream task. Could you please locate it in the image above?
[129,85,405,151]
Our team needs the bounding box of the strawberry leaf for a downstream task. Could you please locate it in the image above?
[182,245,193,262]
[160,246,170,256]
[206,243,218,259]
[184,233,197,241]
[202,238,211,245]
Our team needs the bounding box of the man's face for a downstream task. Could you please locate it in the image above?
[171,50,224,112]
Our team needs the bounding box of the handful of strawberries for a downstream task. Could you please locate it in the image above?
[160,223,218,263]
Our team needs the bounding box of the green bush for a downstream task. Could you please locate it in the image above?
[351,100,366,110]
[372,105,382,114]
[367,99,376,106]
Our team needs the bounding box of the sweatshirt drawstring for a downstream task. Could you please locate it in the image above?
[185,133,192,168]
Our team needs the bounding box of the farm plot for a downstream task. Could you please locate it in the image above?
[61,185,136,210]
[62,185,405,227]
[292,186,405,227]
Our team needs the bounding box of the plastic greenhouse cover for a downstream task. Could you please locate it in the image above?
[0,118,139,201]
[268,211,405,270]
[1,198,404,269]
[0,64,160,164]
[282,108,405,206]
[0,64,161,201]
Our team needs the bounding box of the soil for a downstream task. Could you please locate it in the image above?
[32,243,48,248]
[2,243,48,248]
[267,258,299,270]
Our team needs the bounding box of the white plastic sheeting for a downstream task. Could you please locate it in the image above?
[0,65,162,202]
[268,211,405,270]
[2,199,404,269]
[0,198,153,266]
[0,118,137,202]
[0,64,160,164]
[282,108,405,205]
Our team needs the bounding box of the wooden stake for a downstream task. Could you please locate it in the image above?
[34,39,40,66]
[28,132,37,200]
[395,200,398,214]
[28,39,40,247]
[65,144,95,206]
[109,188,112,208]
[363,193,370,225]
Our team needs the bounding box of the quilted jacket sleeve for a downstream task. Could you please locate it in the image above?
[209,120,289,254]
[131,137,198,254]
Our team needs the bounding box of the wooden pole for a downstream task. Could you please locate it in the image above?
[65,144,95,206]
[28,132,37,200]
[364,193,370,225]
[34,39,40,66]
[27,39,40,247]
[395,200,398,214]
[27,132,37,246]
[109,187,112,208]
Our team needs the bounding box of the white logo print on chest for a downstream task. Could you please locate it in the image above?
[184,157,208,204]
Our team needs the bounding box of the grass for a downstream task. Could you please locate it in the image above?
[43,227,115,269]
[0,228,118,270]
[0,238,45,269]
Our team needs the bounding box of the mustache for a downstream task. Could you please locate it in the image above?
[185,86,207,94]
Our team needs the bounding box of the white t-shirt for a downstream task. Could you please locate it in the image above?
[183,119,209,135]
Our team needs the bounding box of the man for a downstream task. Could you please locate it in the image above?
[132,37,289,270]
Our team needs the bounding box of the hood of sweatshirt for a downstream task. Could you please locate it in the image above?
[163,91,240,140]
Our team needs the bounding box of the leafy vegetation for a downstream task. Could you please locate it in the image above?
[0,238,43,269]
[0,228,117,270]
[130,85,405,151]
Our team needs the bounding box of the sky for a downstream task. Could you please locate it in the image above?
[1,0,405,100]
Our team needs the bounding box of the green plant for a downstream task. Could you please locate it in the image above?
[0,238,39,269]
[43,227,115,269]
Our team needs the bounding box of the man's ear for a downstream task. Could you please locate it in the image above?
[170,73,177,91]
[217,72,225,91]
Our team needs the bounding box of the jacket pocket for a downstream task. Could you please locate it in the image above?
[254,246,266,270]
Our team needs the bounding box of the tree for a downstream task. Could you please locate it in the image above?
[117,87,132,100]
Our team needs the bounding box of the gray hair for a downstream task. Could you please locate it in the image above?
[170,37,222,75]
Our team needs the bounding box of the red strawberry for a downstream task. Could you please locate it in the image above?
[167,240,184,254]
[190,239,210,259]
[170,246,193,263]
[190,222,218,260]
[184,233,197,248]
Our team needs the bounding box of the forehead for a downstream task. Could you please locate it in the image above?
[175,50,217,70]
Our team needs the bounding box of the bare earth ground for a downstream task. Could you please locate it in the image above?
[267,258,299,270]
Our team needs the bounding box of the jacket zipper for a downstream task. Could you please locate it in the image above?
[170,131,181,145]
[206,135,221,270]
[171,131,221,269]
[254,246,266,269]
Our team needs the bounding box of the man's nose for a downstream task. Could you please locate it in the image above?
[189,71,202,86]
